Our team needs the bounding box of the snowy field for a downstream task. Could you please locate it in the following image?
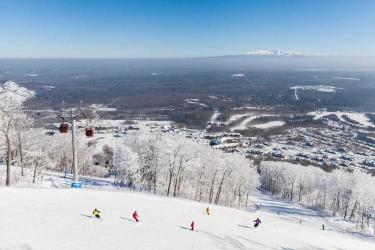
[209,109,221,123]
[332,77,360,81]
[230,115,258,131]
[0,185,374,250]
[309,111,374,128]
[231,73,245,77]
[290,85,339,93]
[251,121,285,129]
[89,104,117,112]
[291,85,340,101]
[185,98,208,107]
[229,114,279,131]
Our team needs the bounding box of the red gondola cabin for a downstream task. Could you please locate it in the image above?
[59,123,69,133]
[85,127,94,137]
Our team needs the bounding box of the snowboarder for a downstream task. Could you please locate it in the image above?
[133,210,139,222]
[253,218,261,228]
[92,208,101,219]
[190,221,195,231]
[206,207,210,215]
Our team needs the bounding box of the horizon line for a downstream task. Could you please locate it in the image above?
[1,54,375,60]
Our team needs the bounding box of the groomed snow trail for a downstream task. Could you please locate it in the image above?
[0,188,374,250]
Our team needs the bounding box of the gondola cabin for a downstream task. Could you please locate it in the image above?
[59,123,69,133]
[85,127,94,137]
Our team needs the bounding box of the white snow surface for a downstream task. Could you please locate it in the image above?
[0,186,374,250]
[24,73,39,77]
[71,75,88,79]
[232,106,269,110]
[309,111,374,128]
[90,104,117,112]
[209,109,221,123]
[228,113,253,123]
[293,89,299,101]
[290,85,339,93]
[43,85,55,89]
[252,121,285,129]
[230,115,258,131]
[185,98,208,107]
[291,85,340,101]
[332,77,360,81]
[231,73,245,77]
[230,114,275,131]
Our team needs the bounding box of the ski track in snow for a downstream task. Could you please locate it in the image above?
[309,111,374,128]
[209,109,221,123]
[230,115,275,131]
[294,89,299,101]
[252,121,285,129]
[185,98,208,107]
[230,115,258,131]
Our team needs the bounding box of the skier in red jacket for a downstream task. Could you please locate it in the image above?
[133,210,139,222]
[190,221,195,231]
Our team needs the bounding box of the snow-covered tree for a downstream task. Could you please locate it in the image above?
[113,143,140,188]
[0,81,34,186]
[259,161,375,231]
[120,131,259,207]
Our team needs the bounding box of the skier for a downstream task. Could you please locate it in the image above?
[322,224,325,230]
[206,207,210,215]
[133,210,139,222]
[190,221,195,231]
[253,218,261,228]
[92,208,101,219]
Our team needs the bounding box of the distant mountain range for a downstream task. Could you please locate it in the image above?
[243,50,310,56]
[213,49,327,58]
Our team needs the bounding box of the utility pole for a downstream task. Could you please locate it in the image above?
[58,106,83,188]
[71,113,80,188]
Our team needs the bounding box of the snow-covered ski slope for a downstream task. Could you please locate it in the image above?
[1,188,374,250]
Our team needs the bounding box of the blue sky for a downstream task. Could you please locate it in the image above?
[0,0,374,58]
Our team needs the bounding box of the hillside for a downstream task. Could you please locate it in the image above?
[0,186,374,250]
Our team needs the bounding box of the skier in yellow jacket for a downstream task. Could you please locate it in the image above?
[92,208,101,219]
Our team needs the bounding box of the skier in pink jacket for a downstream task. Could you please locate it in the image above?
[190,221,195,231]
[253,218,261,228]
[133,210,139,222]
